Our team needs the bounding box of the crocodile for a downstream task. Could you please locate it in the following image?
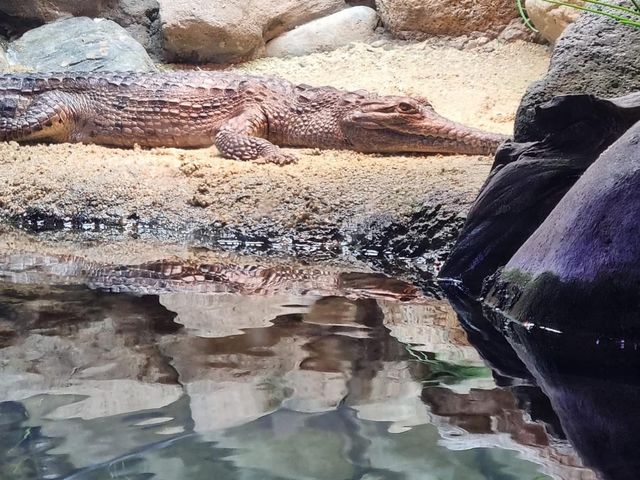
[0,71,508,165]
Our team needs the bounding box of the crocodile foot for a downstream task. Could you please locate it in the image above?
[252,150,298,166]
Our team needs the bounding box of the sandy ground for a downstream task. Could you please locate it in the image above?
[0,39,550,240]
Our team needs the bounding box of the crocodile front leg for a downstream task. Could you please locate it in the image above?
[214,108,297,165]
[0,91,75,143]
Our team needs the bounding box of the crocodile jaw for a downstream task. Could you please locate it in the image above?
[342,107,509,156]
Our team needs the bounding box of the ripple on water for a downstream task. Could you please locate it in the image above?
[0,253,591,480]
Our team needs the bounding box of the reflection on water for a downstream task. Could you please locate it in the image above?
[0,255,595,479]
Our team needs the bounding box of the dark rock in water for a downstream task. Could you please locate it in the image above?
[490,307,640,480]
[440,93,640,294]
[440,283,535,384]
[484,118,640,335]
[6,17,156,72]
[515,10,640,142]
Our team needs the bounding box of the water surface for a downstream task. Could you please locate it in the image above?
[0,254,593,479]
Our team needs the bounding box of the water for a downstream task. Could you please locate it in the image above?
[0,253,593,479]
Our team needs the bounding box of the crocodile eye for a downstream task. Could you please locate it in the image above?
[397,101,418,114]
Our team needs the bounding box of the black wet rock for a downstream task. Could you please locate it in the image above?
[482,120,640,335]
[440,93,640,294]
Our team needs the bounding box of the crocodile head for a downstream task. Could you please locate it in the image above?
[341,96,509,156]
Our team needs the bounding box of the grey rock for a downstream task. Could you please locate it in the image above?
[265,6,379,58]
[514,12,640,141]
[0,0,109,21]
[101,0,162,60]
[6,17,157,72]
[0,0,162,59]
[0,40,8,72]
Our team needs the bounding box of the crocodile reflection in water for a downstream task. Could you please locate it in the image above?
[0,251,420,301]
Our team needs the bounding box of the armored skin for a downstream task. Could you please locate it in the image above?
[0,71,508,164]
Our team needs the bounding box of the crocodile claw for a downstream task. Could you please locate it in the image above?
[253,150,298,166]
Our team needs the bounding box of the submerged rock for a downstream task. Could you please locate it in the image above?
[159,0,346,63]
[265,6,379,57]
[6,17,157,72]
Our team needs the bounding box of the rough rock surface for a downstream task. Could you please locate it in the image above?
[159,0,346,63]
[6,17,157,72]
[265,6,378,57]
[376,0,520,38]
[497,18,541,43]
[0,0,162,58]
[0,0,108,21]
[515,12,640,141]
[440,93,640,294]
[486,120,640,336]
[525,0,581,43]
[0,40,8,71]
[507,120,640,283]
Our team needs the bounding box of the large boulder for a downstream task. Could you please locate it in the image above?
[159,0,346,64]
[265,6,378,58]
[6,17,157,72]
[376,0,519,38]
[486,115,640,336]
[524,0,581,43]
[515,12,640,142]
[0,0,161,58]
[440,93,640,294]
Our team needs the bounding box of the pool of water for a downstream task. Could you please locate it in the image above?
[0,252,594,479]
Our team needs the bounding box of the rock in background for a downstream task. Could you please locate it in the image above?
[515,11,640,141]
[0,0,162,58]
[158,0,346,63]
[265,6,379,57]
[0,0,543,66]
[6,17,157,72]
[525,0,581,43]
[376,0,520,39]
